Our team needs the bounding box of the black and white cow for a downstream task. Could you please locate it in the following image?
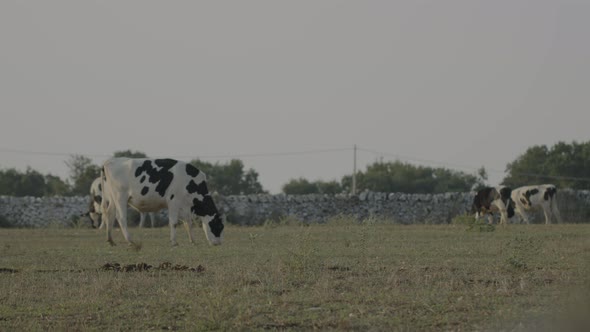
[101,158,224,247]
[511,184,563,224]
[87,177,157,229]
[471,186,515,224]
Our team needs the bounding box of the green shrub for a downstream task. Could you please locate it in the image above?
[452,213,495,232]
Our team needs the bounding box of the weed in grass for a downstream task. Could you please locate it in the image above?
[282,225,320,283]
[452,213,496,232]
[505,234,542,271]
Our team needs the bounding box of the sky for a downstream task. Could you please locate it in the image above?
[1,1,589,194]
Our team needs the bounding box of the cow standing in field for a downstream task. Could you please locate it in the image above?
[511,184,563,224]
[87,177,157,229]
[471,186,515,225]
[101,158,224,247]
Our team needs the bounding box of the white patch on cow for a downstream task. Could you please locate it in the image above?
[511,184,563,224]
[89,176,157,229]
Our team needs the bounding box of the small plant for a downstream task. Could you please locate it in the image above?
[452,213,496,232]
[507,255,528,270]
[283,226,319,281]
[325,215,359,226]
[451,213,474,226]
[505,235,542,271]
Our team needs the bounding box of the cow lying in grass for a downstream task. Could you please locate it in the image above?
[101,158,224,247]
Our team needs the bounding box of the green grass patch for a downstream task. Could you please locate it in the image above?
[0,222,589,330]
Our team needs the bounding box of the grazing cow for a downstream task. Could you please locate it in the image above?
[101,158,224,247]
[86,177,157,229]
[471,186,515,224]
[511,184,563,224]
[87,177,103,228]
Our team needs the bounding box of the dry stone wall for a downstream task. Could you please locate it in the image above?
[1,190,589,227]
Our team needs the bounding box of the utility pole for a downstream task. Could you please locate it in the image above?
[352,144,357,196]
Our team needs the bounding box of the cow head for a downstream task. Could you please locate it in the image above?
[202,213,224,246]
[191,196,224,245]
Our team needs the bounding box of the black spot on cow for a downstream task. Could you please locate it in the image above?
[186,180,209,196]
[170,194,175,200]
[134,159,178,197]
[93,195,102,204]
[472,187,514,217]
[499,187,512,202]
[506,201,515,218]
[208,214,224,237]
[140,176,146,183]
[498,187,515,218]
[544,187,557,200]
[186,164,200,177]
[141,187,149,196]
[98,183,102,191]
[191,196,218,217]
[472,187,495,214]
[524,189,539,206]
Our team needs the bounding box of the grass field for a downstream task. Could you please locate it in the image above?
[1,219,590,331]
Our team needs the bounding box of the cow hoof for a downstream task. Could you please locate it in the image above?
[108,240,116,246]
[171,242,179,247]
[128,242,142,251]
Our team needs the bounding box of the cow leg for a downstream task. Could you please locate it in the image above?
[114,196,134,246]
[499,211,508,225]
[183,213,195,244]
[515,205,530,224]
[542,205,552,225]
[97,214,106,230]
[139,212,146,228]
[551,199,563,224]
[104,202,117,246]
[168,209,179,246]
[149,212,156,228]
[474,211,483,223]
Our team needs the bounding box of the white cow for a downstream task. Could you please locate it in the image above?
[87,177,157,229]
[471,186,515,224]
[101,157,224,247]
[511,184,563,224]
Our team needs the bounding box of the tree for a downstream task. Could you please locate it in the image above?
[282,178,317,195]
[113,150,148,158]
[0,168,69,196]
[340,160,485,194]
[189,159,266,195]
[44,174,70,196]
[503,141,590,189]
[282,178,343,195]
[65,155,101,195]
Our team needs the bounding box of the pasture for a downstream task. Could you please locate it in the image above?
[1,219,589,331]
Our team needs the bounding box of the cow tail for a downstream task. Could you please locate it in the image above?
[100,165,108,213]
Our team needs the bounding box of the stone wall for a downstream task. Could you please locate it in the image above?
[1,190,589,227]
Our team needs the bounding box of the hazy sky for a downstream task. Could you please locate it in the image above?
[1,1,589,193]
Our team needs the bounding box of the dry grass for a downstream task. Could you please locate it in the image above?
[1,220,589,331]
